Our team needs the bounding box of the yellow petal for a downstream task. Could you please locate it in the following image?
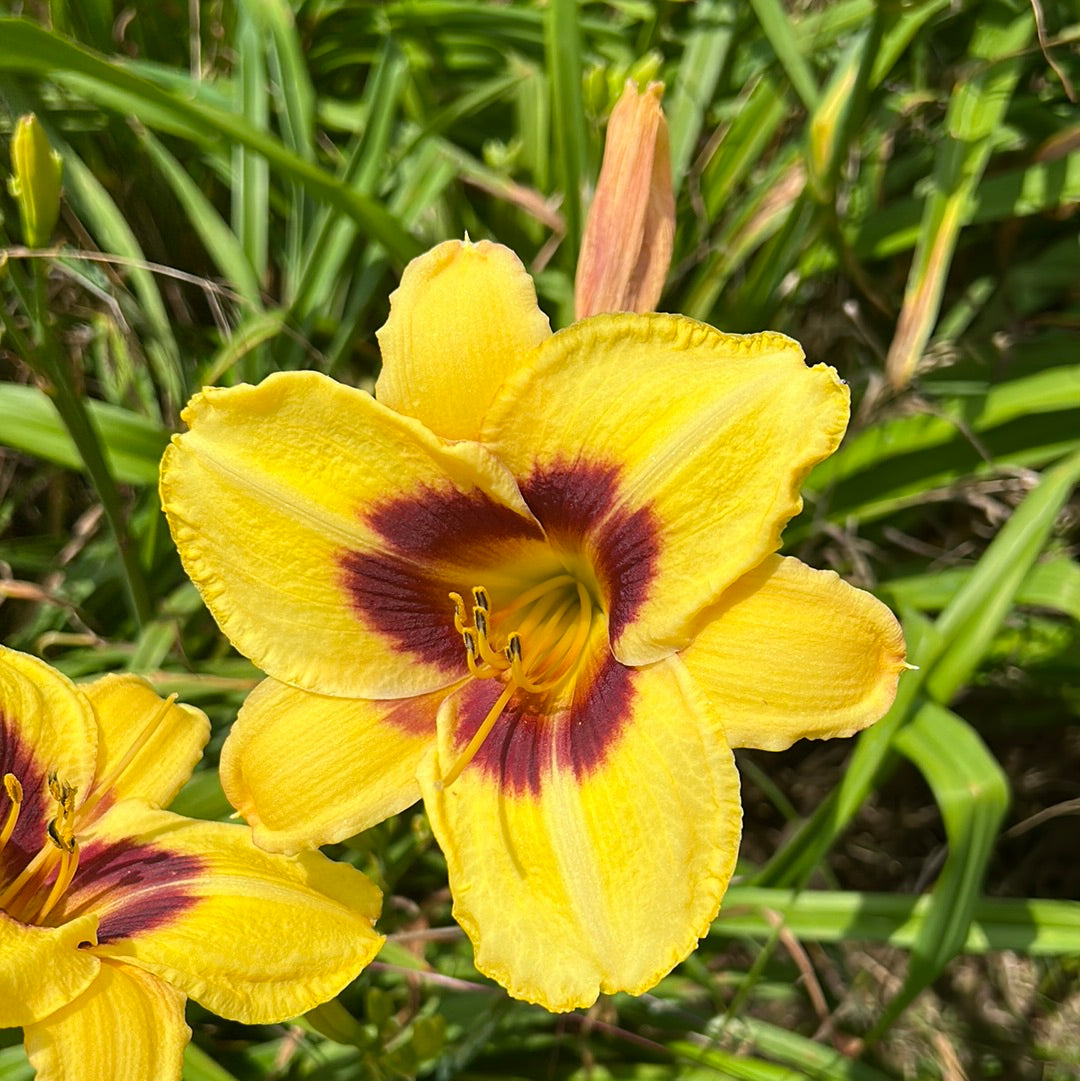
[160,370,540,700]
[420,657,741,1011]
[575,81,674,318]
[87,802,383,1024]
[0,910,100,1027]
[375,239,552,441]
[220,677,442,853]
[484,315,850,666]
[682,555,907,751]
[24,961,187,1081]
[0,645,97,812]
[80,674,209,810]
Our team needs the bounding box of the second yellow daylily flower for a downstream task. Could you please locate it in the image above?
[160,238,905,1012]
[0,645,382,1081]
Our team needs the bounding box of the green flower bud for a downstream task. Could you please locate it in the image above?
[8,114,63,247]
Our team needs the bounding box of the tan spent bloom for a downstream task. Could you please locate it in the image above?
[8,114,63,248]
[574,81,675,319]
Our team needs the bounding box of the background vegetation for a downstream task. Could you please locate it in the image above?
[1,0,1078,1077]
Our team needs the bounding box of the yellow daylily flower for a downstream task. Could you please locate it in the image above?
[160,238,906,1012]
[0,645,382,1081]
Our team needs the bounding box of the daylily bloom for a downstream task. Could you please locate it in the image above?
[575,80,675,318]
[160,238,905,1012]
[0,645,382,1081]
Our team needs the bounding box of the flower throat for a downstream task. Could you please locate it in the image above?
[0,771,79,924]
[440,574,595,787]
[0,691,178,927]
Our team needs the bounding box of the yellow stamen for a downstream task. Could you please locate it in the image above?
[506,633,549,693]
[500,574,575,617]
[443,576,597,784]
[437,681,516,790]
[511,585,573,643]
[0,844,52,914]
[540,580,594,685]
[0,773,22,851]
[450,592,468,633]
[36,844,80,923]
[463,631,489,678]
[507,582,591,692]
[473,607,510,671]
[0,774,80,924]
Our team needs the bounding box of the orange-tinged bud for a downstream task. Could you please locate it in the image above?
[8,113,63,248]
[574,80,675,319]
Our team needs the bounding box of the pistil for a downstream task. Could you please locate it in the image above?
[437,681,516,789]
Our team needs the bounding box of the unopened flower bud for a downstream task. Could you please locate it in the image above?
[574,81,674,319]
[9,113,63,248]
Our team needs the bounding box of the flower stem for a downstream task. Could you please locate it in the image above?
[22,259,153,628]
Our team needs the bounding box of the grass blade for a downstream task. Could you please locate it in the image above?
[291,37,410,322]
[140,129,262,307]
[0,383,167,485]
[884,1,1034,388]
[883,702,1009,1033]
[927,446,1080,701]
[61,146,184,412]
[232,3,270,292]
[545,0,587,257]
[714,888,1080,955]
[666,0,736,190]
[759,447,1080,886]
[0,17,420,264]
[746,0,819,112]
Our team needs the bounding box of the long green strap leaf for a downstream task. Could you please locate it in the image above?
[666,0,736,190]
[232,3,270,294]
[883,558,1080,623]
[759,447,1080,887]
[140,130,263,307]
[715,887,1080,955]
[884,0,1033,387]
[676,1018,897,1081]
[928,446,1080,700]
[545,0,587,257]
[0,17,420,265]
[746,0,819,112]
[883,703,1009,1033]
[0,383,166,485]
[60,148,184,412]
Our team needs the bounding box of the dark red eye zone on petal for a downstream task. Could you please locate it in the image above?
[367,485,544,560]
[519,461,659,641]
[449,656,635,796]
[0,710,50,873]
[65,838,204,944]
[340,550,462,673]
[340,486,544,672]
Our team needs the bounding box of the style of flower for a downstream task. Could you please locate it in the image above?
[0,645,382,1081]
[160,238,906,1012]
